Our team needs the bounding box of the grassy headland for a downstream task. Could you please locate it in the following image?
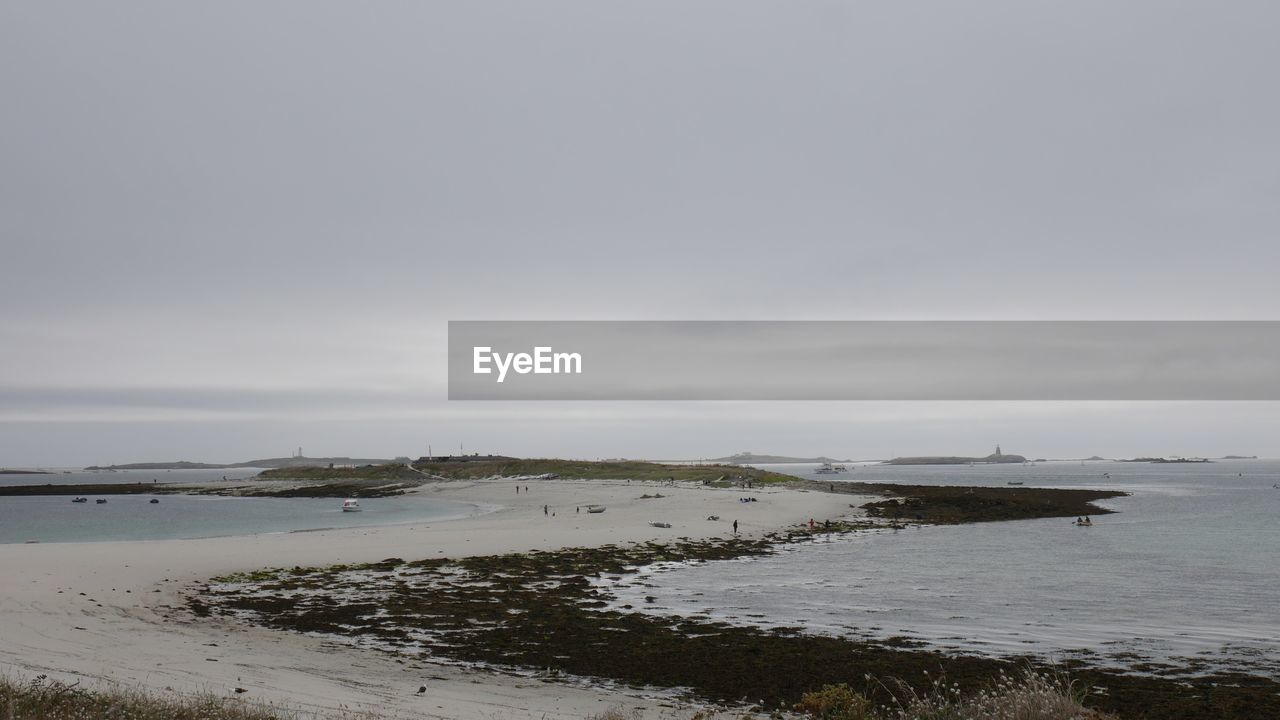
[254,464,423,481]
[410,458,798,485]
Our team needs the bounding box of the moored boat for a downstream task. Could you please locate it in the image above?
[341,498,362,512]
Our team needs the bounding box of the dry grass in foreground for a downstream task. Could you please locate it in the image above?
[795,669,1112,720]
[0,674,358,720]
[4,669,1112,720]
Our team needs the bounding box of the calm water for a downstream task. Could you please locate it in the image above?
[605,459,1280,675]
[0,469,488,543]
[0,467,266,487]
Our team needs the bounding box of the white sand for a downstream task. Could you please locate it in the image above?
[0,478,867,718]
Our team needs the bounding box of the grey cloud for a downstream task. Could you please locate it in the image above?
[2,2,1279,462]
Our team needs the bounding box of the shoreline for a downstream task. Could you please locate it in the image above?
[4,476,1275,719]
[195,524,1280,719]
[0,477,858,718]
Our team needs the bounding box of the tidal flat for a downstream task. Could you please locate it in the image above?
[192,517,1280,720]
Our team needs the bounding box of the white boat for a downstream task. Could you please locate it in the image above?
[649,521,672,528]
[585,505,606,513]
[341,499,362,512]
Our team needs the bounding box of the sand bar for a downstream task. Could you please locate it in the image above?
[0,478,864,719]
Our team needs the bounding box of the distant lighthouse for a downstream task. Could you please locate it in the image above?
[995,444,1002,456]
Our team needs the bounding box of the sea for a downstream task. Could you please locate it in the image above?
[5,461,1277,676]
[0,468,488,544]
[604,459,1280,676]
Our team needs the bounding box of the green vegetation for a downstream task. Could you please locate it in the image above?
[796,670,1111,720]
[412,458,796,485]
[0,672,1113,720]
[256,464,422,481]
[884,454,1026,465]
[795,683,874,719]
[0,674,289,720]
[242,464,425,497]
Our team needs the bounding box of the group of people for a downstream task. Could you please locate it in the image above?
[1074,515,1093,526]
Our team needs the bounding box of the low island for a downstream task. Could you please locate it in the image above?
[885,445,1027,465]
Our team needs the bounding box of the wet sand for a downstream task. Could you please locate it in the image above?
[0,477,860,719]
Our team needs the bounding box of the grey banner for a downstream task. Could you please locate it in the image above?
[448,321,1280,400]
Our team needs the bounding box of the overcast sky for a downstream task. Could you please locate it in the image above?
[3,2,1279,465]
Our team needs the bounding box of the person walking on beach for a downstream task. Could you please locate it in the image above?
[732,519,738,534]
[544,504,548,516]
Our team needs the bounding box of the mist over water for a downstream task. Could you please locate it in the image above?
[604,459,1280,675]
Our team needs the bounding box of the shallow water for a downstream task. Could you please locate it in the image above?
[605,459,1280,675]
[0,467,265,487]
[0,482,488,544]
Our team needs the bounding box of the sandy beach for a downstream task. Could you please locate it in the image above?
[0,478,863,719]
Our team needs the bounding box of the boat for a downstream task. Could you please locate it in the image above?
[1074,519,1093,526]
[814,463,848,475]
[341,499,362,512]
[649,521,672,528]
[95,498,107,504]
[585,505,606,513]
[1007,481,1024,485]
[149,498,160,504]
[71,497,87,503]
